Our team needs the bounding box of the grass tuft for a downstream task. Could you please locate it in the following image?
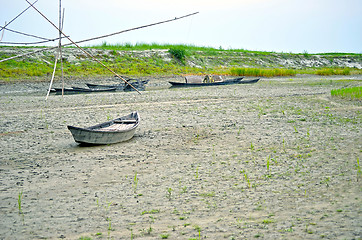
[331,86,362,100]
[230,67,296,77]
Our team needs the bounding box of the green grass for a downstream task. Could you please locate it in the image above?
[315,68,351,76]
[87,42,262,54]
[331,86,362,100]
[1,43,361,81]
[230,67,297,77]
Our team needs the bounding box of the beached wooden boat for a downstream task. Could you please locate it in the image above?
[50,86,116,94]
[86,83,125,90]
[124,79,149,91]
[169,77,259,87]
[67,112,139,145]
[86,79,149,92]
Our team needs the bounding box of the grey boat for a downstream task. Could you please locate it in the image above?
[67,112,139,145]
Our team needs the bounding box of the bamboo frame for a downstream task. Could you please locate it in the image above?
[0,12,199,63]
[0,0,38,32]
[25,0,141,94]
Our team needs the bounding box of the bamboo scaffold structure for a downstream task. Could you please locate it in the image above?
[1,0,199,97]
[0,11,199,63]
[0,0,38,33]
[25,0,141,94]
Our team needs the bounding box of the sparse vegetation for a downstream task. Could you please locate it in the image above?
[168,46,188,64]
[230,67,296,77]
[331,86,362,100]
[0,55,361,239]
[0,44,361,82]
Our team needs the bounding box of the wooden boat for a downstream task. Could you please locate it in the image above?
[86,83,124,90]
[50,86,117,94]
[67,112,139,145]
[169,77,260,87]
[124,79,149,92]
[86,79,149,92]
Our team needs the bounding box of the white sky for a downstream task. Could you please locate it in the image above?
[1,0,362,53]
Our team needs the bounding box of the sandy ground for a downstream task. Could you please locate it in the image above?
[0,75,361,240]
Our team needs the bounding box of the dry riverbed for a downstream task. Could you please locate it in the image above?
[0,75,361,239]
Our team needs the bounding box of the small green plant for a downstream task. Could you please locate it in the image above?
[195,165,199,180]
[266,155,270,172]
[262,219,275,224]
[357,157,361,181]
[106,112,111,120]
[141,209,160,215]
[305,223,315,234]
[320,177,330,187]
[79,237,92,240]
[166,188,173,200]
[294,126,298,133]
[160,233,170,239]
[130,228,134,240]
[18,190,23,214]
[192,225,202,240]
[133,171,138,194]
[242,171,251,189]
[107,217,113,237]
[181,186,187,194]
[147,215,155,235]
[282,138,286,152]
[104,200,112,212]
[250,142,254,151]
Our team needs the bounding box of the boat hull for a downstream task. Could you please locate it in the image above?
[86,83,125,90]
[86,79,149,92]
[67,112,139,145]
[51,87,116,94]
[169,78,260,87]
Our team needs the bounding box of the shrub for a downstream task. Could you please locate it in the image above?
[168,47,187,64]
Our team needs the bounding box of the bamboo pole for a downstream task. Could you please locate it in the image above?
[58,0,63,96]
[0,0,38,32]
[45,54,58,100]
[0,25,62,41]
[0,22,5,42]
[45,2,65,100]
[26,0,141,94]
[0,12,199,63]
[60,8,65,97]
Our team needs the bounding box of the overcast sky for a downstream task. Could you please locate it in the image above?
[1,0,361,53]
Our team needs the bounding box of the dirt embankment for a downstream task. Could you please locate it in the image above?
[1,47,362,69]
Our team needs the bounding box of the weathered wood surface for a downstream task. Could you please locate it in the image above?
[169,77,261,87]
[67,112,139,145]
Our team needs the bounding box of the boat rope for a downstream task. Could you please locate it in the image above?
[0,12,199,63]
[25,0,141,94]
